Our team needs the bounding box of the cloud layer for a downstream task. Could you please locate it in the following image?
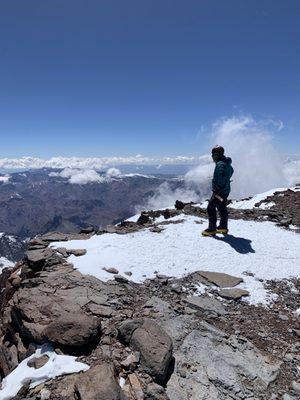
[0,155,199,170]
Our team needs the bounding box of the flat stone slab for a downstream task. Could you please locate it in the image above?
[198,271,243,288]
[185,295,226,315]
[218,288,250,300]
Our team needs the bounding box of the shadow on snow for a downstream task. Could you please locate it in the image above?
[213,234,255,254]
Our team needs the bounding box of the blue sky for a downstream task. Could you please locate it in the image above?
[0,0,299,157]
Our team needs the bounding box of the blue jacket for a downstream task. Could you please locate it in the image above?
[212,156,234,197]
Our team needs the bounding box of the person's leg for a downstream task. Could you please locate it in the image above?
[217,198,228,229]
[207,197,217,230]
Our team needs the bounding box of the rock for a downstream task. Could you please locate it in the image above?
[40,389,51,399]
[279,218,292,227]
[156,274,170,280]
[25,248,56,270]
[66,249,87,257]
[104,225,118,234]
[38,232,69,242]
[185,295,227,315]
[198,271,243,288]
[114,275,129,283]
[167,323,281,399]
[119,319,173,385]
[218,288,250,300]
[0,343,19,375]
[74,364,123,400]
[49,363,123,400]
[28,238,48,248]
[118,319,142,343]
[283,395,295,400]
[278,313,289,321]
[6,270,110,352]
[174,200,186,210]
[87,304,116,317]
[80,226,94,234]
[103,267,119,274]
[292,381,300,394]
[56,247,69,257]
[128,373,144,399]
[124,271,133,276]
[121,352,140,369]
[146,382,168,399]
[11,275,21,287]
[43,314,101,349]
[293,329,300,337]
[27,355,49,369]
[124,319,173,384]
[150,226,164,233]
[137,212,151,225]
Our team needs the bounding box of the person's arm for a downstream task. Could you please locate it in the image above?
[213,162,226,195]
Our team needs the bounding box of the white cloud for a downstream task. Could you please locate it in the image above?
[138,181,199,211]
[105,168,121,178]
[185,115,297,199]
[49,168,105,184]
[0,175,11,183]
[142,115,300,209]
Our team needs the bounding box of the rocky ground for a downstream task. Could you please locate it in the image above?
[0,188,299,399]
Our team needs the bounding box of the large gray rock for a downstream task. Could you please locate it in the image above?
[167,322,281,399]
[4,266,116,352]
[118,319,173,384]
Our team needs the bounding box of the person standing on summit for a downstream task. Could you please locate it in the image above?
[202,145,234,236]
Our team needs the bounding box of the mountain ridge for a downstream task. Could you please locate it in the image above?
[0,187,299,399]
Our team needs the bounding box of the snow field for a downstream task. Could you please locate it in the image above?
[51,215,300,305]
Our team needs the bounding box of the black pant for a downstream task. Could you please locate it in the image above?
[207,195,228,230]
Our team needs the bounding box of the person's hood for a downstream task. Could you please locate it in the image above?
[218,155,232,164]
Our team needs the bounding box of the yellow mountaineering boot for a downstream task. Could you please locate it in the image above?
[201,228,217,237]
[216,227,228,235]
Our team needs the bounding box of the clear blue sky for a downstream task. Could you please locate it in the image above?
[0,0,299,157]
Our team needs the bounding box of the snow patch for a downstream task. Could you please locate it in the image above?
[258,201,276,210]
[229,188,290,209]
[0,344,89,400]
[0,175,10,183]
[0,257,14,273]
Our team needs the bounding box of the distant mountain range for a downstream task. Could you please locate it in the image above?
[0,169,183,239]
